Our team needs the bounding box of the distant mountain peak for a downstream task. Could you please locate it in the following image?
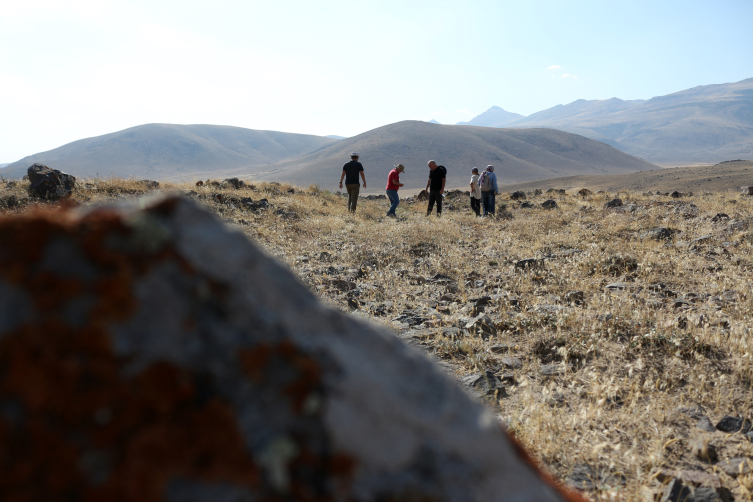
[457,106,525,128]
[428,119,440,124]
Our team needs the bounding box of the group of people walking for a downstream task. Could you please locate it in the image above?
[340,153,500,218]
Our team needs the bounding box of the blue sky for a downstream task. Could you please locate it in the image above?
[1,0,751,162]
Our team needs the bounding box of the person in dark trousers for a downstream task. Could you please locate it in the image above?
[478,165,499,216]
[385,164,405,218]
[339,153,366,213]
[469,167,482,216]
[425,160,446,216]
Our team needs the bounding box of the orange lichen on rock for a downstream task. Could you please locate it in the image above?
[0,205,261,502]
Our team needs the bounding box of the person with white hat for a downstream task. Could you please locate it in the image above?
[469,167,482,216]
[339,153,366,213]
[385,164,405,218]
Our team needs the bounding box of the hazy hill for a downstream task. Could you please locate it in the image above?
[2,124,337,180]
[456,106,525,127]
[500,78,753,164]
[0,163,9,169]
[499,160,753,194]
[240,121,657,191]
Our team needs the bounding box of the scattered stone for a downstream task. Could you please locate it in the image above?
[499,357,522,370]
[195,180,204,186]
[690,437,718,463]
[0,195,21,209]
[461,371,507,399]
[137,180,159,189]
[519,201,535,209]
[287,187,295,194]
[642,227,675,241]
[717,457,752,478]
[603,198,622,209]
[510,191,526,200]
[742,186,753,196]
[716,415,752,433]
[220,177,245,189]
[540,363,570,376]
[696,417,716,433]
[465,314,496,338]
[677,405,707,420]
[659,478,731,502]
[564,291,584,306]
[576,188,592,197]
[711,213,729,222]
[596,312,613,322]
[27,163,76,200]
[489,344,509,354]
[547,392,565,408]
[567,464,625,491]
[670,191,682,198]
[541,199,557,210]
[515,258,544,271]
[605,282,626,291]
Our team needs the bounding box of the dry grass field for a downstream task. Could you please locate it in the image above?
[2,176,753,501]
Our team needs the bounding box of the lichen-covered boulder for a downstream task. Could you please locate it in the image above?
[0,196,581,502]
[27,163,76,200]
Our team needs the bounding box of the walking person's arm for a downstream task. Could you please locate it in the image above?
[339,171,345,189]
[493,174,499,195]
[426,179,431,192]
[360,171,366,189]
[441,178,446,195]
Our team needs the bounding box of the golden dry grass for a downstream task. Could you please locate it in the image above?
[2,175,753,501]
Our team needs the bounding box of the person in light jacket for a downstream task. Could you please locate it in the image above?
[469,167,482,216]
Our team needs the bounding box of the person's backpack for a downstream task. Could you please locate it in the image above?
[480,173,492,191]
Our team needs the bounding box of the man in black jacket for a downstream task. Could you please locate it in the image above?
[339,153,366,213]
[425,160,446,216]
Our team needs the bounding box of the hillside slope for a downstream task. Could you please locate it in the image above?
[242,121,657,191]
[3,124,337,180]
[503,78,753,164]
[498,160,753,194]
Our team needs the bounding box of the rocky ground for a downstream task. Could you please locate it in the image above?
[2,174,753,501]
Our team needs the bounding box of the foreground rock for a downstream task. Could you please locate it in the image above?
[0,196,577,502]
[27,163,76,200]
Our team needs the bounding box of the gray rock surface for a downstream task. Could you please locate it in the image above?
[0,195,567,502]
[27,163,76,200]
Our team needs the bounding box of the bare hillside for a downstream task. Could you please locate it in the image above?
[237,121,657,192]
[499,78,753,165]
[498,160,753,194]
[2,124,338,180]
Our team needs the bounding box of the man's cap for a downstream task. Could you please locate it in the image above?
[487,165,494,169]
[472,167,479,173]
[395,164,405,171]
[351,152,359,157]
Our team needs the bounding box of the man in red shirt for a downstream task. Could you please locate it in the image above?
[385,164,405,218]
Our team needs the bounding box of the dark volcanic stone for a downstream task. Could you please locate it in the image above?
[27,163,76,200]
[510,191,526,200]
[603,198,622,209]
[716,415,752,433]
[541,199,557,210]
[461,371,507,398]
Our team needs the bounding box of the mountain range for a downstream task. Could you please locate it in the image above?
[459,77,753,164]
[3,77,751,188]
[2,121,656,190]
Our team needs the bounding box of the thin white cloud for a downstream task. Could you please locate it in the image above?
[547,65,562,70]
[561,73,571,78]
[454,108,473,115]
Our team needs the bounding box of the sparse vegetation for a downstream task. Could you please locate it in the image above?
[2,176,753,501]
